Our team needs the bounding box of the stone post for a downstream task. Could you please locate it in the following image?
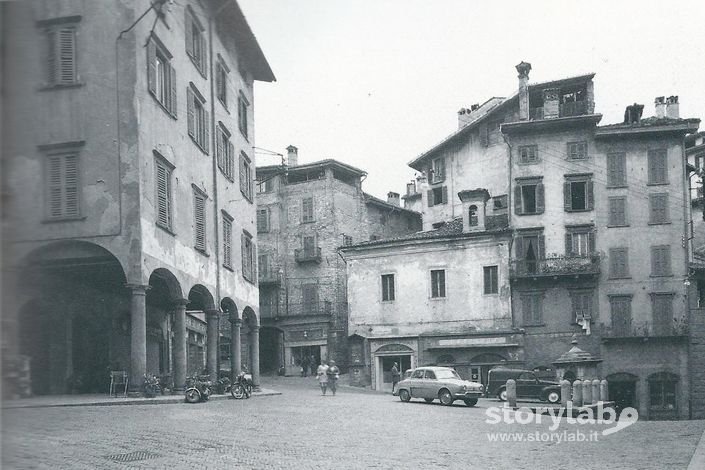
[172,298,188,392]
[251,325,261,391]
[229,317,241,380]
[127,284,149,395]
[592,379,601,405]
[206,309,220,382]
[600,379,609,402]
[506,379,517,408]
[572,380,583,407]
[582,379,592,406]
[560,380,571,407]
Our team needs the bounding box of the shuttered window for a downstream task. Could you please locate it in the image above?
[563,175,594,212]
[302,197,314,223]
[571,291,593,322]
[608,196,628,226]
[567,141,587,160]
[239,152,253,201]
[187,84,209,153]
[565,228,595,257]
[427,186,448,207]
[147,36,176,116]
[222,216,233,268]
[185,7,207,77]
[606,152,627,187]
[651,293,674,336]
[155,157,173,230]
[521,293,543,325]
[519,145,538,163]
[241,232,255,282]
[648,149,668,185]
[46,153,80,219]
[514,178,544,215]
[46,26,77,85]
[257,208,269,233]
[651,245,672,277]
[216,57,229,108]
[649,193,669,224]
[216,124,234,180]
[609,248,629,278]
[238,93,249,139]
[610,296,632,336]
[430,157,446,183]
[193,192,207,252]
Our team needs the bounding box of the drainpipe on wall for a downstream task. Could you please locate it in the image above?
[502,131,515,328]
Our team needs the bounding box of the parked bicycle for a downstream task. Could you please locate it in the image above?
[184,375,212,403]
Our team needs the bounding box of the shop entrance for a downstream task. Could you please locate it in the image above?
[469,353,508,388]
[291,345,321,376]
[607,373,638,414]
[379,355,412,392]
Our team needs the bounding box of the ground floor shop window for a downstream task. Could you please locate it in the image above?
[649,372,678,411]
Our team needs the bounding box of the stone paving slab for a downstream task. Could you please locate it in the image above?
[1,388,281,409]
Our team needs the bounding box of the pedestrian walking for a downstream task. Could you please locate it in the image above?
[327,360,340,395]
[309,355,316,377]
[301,356,309,377]
[391,362,400,393]
[317,360,329,395]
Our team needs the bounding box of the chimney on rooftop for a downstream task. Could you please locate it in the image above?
[516,61,532,121]
[666,96,679,119]
[387,192,400,207]
[286,145,298,167]
[655,96,666,118]
[623,103,644,124]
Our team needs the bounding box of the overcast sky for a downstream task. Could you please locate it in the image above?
[239,0,705,200]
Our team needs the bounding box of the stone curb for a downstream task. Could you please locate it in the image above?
[1,389,282,410]
[688,425,705,470]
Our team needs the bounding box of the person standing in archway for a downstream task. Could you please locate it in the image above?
[391,362,400,393]
[317,360,329,395]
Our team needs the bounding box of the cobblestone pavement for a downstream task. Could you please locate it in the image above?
[2,376,704,469]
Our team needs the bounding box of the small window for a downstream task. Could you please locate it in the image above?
[608,196,628,226]
[185,7,207,77]
[649,193,669,224]
[45,151,80,220]
[257,208,270,233]
[430,269,446,298]
[521,293,543,326]
[469,205,478,226]
[187,84,209,153]
[222,214,233,268]
[147,35,176,116]
[610,295,633,336]
[515,178,544,215]
[193,191,207,252]
[241,232,255,282]
[155,156,173,231]
[483,266,498,294]
[381,274,395,301]
[428,186,448,207]
[239,152,253,201]
[257,178,274,193]
[567,141,587,160]
[607,152,627,187]
[238,93,249,139]
[648,149,668,185]
[45,22,78,86]
[301,197,314,223]
[519,145,538,164]
[564,175,594,212]
[651,245,672,277]
[216,124,234,180]
[342,235,353,246]
[609,248,629,279]
[493,195,508,211]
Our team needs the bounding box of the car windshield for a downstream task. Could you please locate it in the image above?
[435,369,461,380]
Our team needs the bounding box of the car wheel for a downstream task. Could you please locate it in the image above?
[464,398,478,407]
[424,398,434,403]
[498,389,507,401]
[547,391,560,404]
[399,389,411,402]
[439,389,453,406]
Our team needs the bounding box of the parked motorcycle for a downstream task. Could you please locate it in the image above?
[143,374,161,398]
[184,375,212,403]
[230,371,253,399]
[213,376,232,395]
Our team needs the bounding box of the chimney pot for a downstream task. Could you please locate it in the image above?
[655,96,666,119]
[286,145,298,167]
[666,95,679,119]
[387,192,401,207]
[516,61,532,121]
[623,104,644,124]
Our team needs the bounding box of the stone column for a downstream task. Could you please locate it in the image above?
[127,284,149,395]
[206,309,220,382]
[229,317,241,380]
[172,298,188,392]
[251,325,260,391]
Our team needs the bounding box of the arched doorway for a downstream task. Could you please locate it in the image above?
[18,241,127,394]
[187,284,217,380]
[374,344,413,392]
[220,297,238,379]
[606,372,639,414]
[147,268,183,390]
[242,306,260,389]
[470,353,508,388]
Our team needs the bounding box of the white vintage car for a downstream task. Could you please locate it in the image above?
[395,366,484,406]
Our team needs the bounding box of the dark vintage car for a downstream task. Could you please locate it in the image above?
[487,368,561,403]
[395,366,484,406]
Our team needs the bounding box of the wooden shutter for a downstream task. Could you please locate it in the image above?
[563,182,572,211]
[156,161,170,228]
[202,109,209,154]
[535,182,545,214]
[168,63,177,115]
[651,246,663,275]
[216,127,224,169]
[199,35,207,78]
[227,142,234,179]
[187,87,195,138]
[586,181,594,210]
[588,230,596,253]
[185,11,194,58]
[648,149,667,184]
[241,233,247,277]
[194,193,206,250]
[47,29,57,84]
[47,156,63,217]
[239,154,246,193]
[223,219,232,267]
[63,155,79,216]
[216,64,223,101]
[147,39,157,95]
[514,185,523,215]
[441,186,448,204]
[514,236,524,260]
[58,28,76,84]
[538,235,546,260]
[565,232,573,257]
[427,189,435,207]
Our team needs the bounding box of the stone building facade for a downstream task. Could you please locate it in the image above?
[255,149,421,375]
[1,0,274,396]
